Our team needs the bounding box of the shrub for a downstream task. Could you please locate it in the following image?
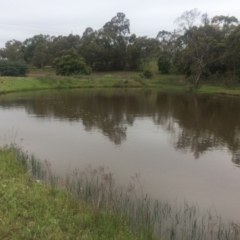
[53,50,92,76]
[143,70,153,79]
[0,60,29,76]
[158,52,172,74]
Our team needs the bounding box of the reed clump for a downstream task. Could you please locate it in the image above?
[5,144,240,240]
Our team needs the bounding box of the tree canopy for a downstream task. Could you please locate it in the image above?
[157,9,240,85]
[1,10,240,85]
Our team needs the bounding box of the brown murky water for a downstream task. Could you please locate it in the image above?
[0,89,240,222]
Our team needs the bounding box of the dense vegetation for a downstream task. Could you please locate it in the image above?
[156,10,240,86]
[53,49,92,76]
[0,60,28,76]
[1,10,240,84]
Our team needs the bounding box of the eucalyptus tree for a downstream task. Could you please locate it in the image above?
[22,34,51,64]
[103,12,130,36]
[79,28,99,68]
[175,8,201,31]
[139,37,160,68]
[156,30,181,74]
[48,34,81,66]
[48,35,70,63]
[4,40,24,62]
[102,12,131,70]
[177,25,222,85]
[211,15,238,34]
[31,42,49,68]
[0,48,5,59]
[67,34,81,50]
[156,9,203,77]
[226,25,240,80]
[171,9,232,85]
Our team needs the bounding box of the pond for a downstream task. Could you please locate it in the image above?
[0,88,240,223]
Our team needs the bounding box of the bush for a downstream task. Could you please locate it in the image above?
[158,52,172,74]
[84,66,92,75]
[0,60,29,76]
[53,50,92,76]
[143,70,153,79]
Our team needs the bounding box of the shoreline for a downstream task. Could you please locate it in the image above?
[1,145,240,239]
[0,146,146,240]
[0,75,240,97]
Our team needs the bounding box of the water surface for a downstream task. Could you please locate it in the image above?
[0,89,240,222]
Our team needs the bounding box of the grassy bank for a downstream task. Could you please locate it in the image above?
[1,71,240,96]
[0,147,150,240]
[2,145,240,239]
[0,73,185,94]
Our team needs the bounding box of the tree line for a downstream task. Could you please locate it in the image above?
[0,13,159,76]
[1,10,240,85]
[157,9,240,85]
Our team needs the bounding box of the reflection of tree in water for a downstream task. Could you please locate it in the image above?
[71,93,141,144]
[1,89,240,163]
[154,93,240,160]
[232,150,240,166]
[3,90,152,145]
[175,129,220,159]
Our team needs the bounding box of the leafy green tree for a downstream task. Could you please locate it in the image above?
[97,12,158,71]
[48,35,70,63]
[48,34,81,65]
[125,34,140,69]
[90,30,112,71]
[131,36,159,71]
[211,15,238,34]
[179,26,213,85]
[22,34,51,63]
[103,12,130,36]
[79,28,101,69]
[158,51,172,74]
[31,43,49,68]
[171,10,231,85]
[4,40,23,61]
[67,34,81,50]
[101,12,130,71]
[226,25,240,80]
[156,29,180,57]
[53,49,91,76]
[0,48,6,59]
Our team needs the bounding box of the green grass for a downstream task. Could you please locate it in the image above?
[0,74,185,94]
[0,147,151,240]
[1,68,240,96]
[193,85,240,96]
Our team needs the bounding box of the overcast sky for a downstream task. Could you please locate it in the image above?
[1,0,239,48]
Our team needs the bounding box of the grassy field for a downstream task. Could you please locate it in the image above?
[0,147,155,240]
[0,72,186,94]
[0,67,240,96]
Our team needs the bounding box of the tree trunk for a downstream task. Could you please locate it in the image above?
[195,72,201,87]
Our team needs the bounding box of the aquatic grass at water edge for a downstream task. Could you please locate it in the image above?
[6,143,240,240]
